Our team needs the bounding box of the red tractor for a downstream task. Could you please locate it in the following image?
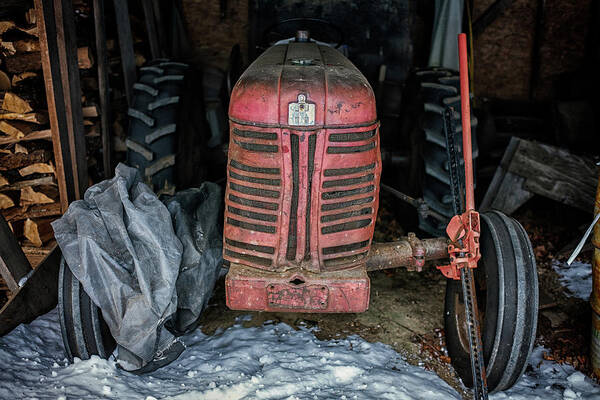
[59,27,538,397]
[223,31,538,395]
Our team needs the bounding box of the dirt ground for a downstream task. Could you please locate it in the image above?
[197,193,594,399]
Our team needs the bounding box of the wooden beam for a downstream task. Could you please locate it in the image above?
[0,214,32,293]
[36,0,88,212]
[0,245,60,336]
[93,0,112,178]
[481,137,598,214]
[112,0,136,106]
[141,0,160,60]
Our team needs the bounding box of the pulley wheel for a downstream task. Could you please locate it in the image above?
[444,210,538,392]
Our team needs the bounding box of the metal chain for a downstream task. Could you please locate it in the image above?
[443,106,488,400]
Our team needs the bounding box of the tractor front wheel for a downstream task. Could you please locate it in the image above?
[444,210,538,392]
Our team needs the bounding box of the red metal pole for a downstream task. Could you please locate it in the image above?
[458,33,475,211]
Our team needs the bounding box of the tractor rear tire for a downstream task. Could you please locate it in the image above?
[58,257,116,361]
[405,68,479,236]
[444,210,538,392]
[126,60,189,194]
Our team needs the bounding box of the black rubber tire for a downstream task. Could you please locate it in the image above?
[444,210,538,393]
[405,68,479,236]
[126,60,189,194]
[58,257,116,361]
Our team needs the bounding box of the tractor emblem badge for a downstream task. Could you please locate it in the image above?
[288,94,315,126]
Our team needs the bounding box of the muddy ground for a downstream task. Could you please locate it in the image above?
[197,193,594,399]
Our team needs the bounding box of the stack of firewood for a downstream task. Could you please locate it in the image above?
[0,8,59,268]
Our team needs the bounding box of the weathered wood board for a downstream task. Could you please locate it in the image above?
[481,137,598,214]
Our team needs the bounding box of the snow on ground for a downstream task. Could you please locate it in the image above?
[1,309,600,400]
[552,260,593,300]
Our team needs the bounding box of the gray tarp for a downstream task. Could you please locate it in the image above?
[52,163,222,371]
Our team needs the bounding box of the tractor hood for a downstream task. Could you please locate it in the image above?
[229,42,377,128]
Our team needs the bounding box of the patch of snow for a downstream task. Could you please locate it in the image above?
[493,347,600,400]
[552,260,592,300]
[0,310,599,399]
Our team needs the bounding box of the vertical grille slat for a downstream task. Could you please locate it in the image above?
[304,134,316,260]
[286,134,300,260]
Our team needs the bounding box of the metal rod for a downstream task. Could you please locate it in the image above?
[380,183,448,223]
[366,237,449,272]
[458,33,475,211]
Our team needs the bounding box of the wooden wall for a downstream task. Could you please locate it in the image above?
[181,0,249,69]
[473,0,591,101]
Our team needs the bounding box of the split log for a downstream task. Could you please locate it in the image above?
[0,149,51,170]
[4,52,42,73]
[0,71,10,90]
[0,41,16,56]
[14,143,27,154]
[0,21,38,37]
[1,93,34,114]
[82,105,99,117]
[77,46,94,69]
[0,112,48,124]
[14,39,40,53]
[22,242,54,268]
[25,8,36,25]
[5,177,54,191]
[3,202,61,222]
[0,21,16,35]
[85,124,99,137]
[0,193,14,209]
[0,120,35,138]
[0,176,55,192]
[24,218,54,247]
[0,129,51,145]
[18,162,54,176]
[19,186,54,206]
[0,174,7,187]
[11,72,36,86]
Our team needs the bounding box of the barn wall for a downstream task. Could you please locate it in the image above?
[473,0,591,101]
[181,0,249,69]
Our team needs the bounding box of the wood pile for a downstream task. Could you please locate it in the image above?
[0,7,60,272]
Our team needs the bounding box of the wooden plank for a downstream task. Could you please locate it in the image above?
[481,137,598,214]
[93,0,112,178]
[509,140,597,212]
[36,0,88,212]
[0,244,60,336]
[112,0,136,106]
[141,0,160,59]
[481,136,533,213]
[0,214,32,293]
[54,0,88,200]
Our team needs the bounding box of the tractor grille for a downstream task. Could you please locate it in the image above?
[224,128,281,268]
[224,123,381,272]
[320,129,379,271]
